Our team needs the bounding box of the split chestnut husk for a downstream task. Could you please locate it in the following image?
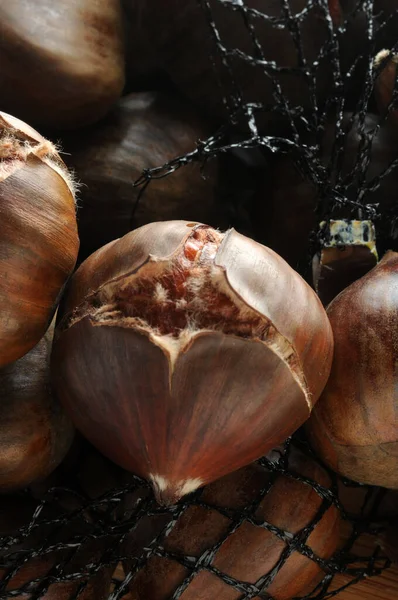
[0,0,125,129]
[51,221,333,505]
[124,445,341,599]
[307,251,398,488]
[0,325,73,491]
[0,112,79,366]
[62,92,220,261]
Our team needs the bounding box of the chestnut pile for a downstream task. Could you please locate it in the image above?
[0,0,398,599]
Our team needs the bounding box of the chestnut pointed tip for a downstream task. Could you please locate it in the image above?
[150,474,204,507]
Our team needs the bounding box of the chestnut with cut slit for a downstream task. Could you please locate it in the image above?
[52,221,333,505]
[0,112,79,366]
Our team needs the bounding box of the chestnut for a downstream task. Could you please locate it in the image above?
[312,219,378,306]
[129,0,335,133]
[124,445,341,599]
[0,0,125,129]
[0,112,79,366]
[51,220,333,505]
[307,251,398,488]
[62,92,221,261]
[0,324,73,492]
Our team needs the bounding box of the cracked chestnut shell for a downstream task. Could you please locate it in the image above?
[0,0,125,129]
[51,221,333,505]
[0,324,73,491]
[124,446,341,600]
[307,251,398,488]
[0,112,79,366]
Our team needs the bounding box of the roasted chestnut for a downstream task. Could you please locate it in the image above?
[307,251,398,488]
[0,0,125,129]
[62,92,220,261]
[124,445,341,600]
[0,324,73,492]
[0,112,79,366]
[51,221,333,505]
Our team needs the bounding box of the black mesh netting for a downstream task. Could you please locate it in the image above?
[2,1,398,598]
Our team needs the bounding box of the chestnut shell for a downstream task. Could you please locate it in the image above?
[52,221,333,504]
[0,325,74,491]
[0,0,125,129]
[0,112,79,366]
[307,251,398,488]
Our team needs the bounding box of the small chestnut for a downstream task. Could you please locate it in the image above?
[0,112,79,366]
[62,92,221,261]
[51,221,333,505]
[124,445,341,600]
[0,0,125,129]
[307,251,398,488]
[0,324,73,492]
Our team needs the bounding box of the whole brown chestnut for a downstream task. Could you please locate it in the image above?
[0,0,125,129]
[127,0,335,133]
[307,251,398,488]
[0,112,79,366]
[62,92,221,261]
[51,220,333,505]
[0,324,73,492]
[124,445,340,600]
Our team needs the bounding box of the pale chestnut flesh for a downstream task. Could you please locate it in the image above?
[52,221,333,505]
[307,251,398,488]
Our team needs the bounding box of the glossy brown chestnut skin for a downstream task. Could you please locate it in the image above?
[0,1,124,130]
[62,92,220,261]
[307,251,398,488]
[127,0,335,133]
[51,220,333,505]
[0,112,79,366]
[124,446,340,600]
[0,324,74,492]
